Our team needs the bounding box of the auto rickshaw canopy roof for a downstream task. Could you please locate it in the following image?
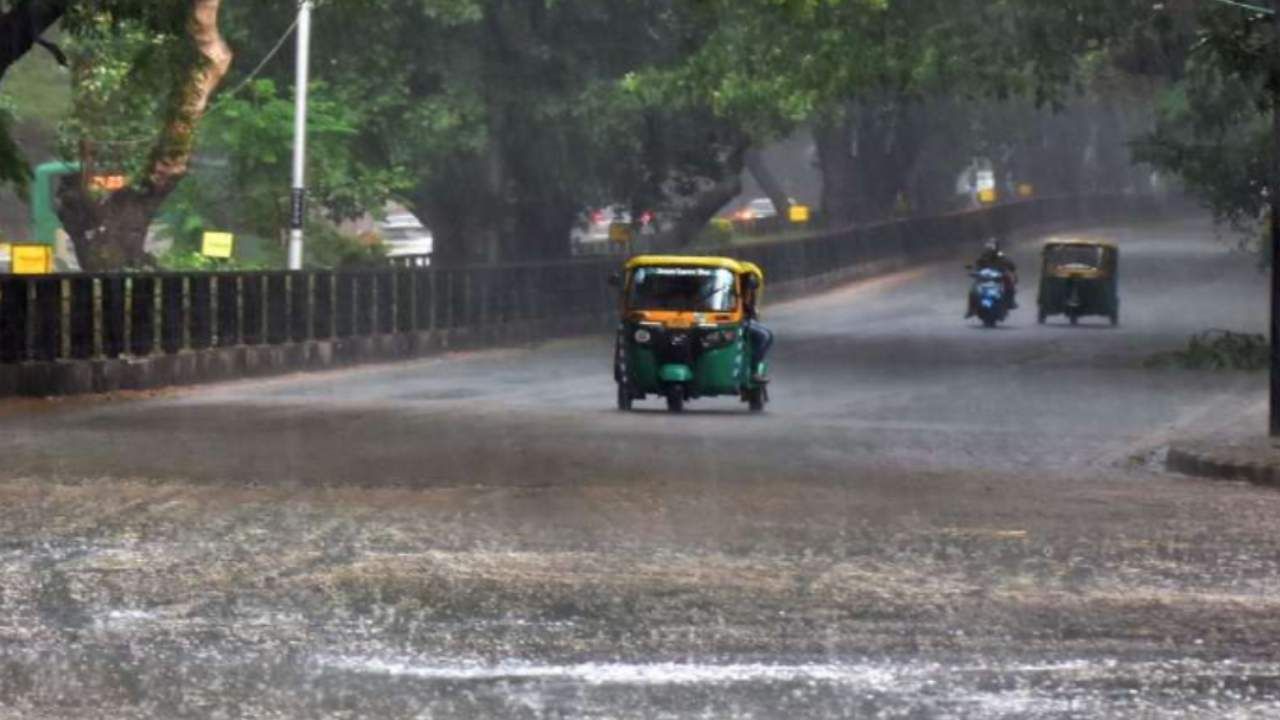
[626,255,765,285]
[1042,238,1118,251]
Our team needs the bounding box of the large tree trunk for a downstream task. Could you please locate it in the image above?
[666,138,749,247]
[813,114,857,228]
[745,148,791,218]
[58,0,232,271]
[0,0,67,85]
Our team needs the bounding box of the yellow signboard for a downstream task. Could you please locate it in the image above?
[608,222,634,244]
[201,231,235,259]
[1017,183,1035,199]
[977,188,999,205]
[788,204,812,224]
[11,244,53,274]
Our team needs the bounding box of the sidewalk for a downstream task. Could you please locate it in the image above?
[1167,436,1280,488]
[1165,396,1280,487]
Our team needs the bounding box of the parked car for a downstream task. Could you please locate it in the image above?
[378,211,433,262]
[572,207,656,255]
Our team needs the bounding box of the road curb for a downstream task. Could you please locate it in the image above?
[1166,441,1280,489]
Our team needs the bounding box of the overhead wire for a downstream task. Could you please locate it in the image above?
[1204,0,1274,16]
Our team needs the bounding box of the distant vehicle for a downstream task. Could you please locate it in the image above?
[968,267,1012,328]
[729,197,800,223]
[378,211,433,262]
[572,207,655,255]
[1037,239,1120,326]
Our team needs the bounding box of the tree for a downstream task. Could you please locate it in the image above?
[1132,2,1272,231]
[54,0,231,270]
[0,0,69,191]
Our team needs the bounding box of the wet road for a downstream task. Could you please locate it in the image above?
[2,216,1278,718]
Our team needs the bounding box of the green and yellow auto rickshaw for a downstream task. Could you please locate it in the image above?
[1037,239,1120,326]
[611,255,769,413]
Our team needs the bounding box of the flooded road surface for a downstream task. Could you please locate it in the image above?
[3,216,1279,718]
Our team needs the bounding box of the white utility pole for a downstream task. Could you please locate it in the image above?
[287,0,314,271]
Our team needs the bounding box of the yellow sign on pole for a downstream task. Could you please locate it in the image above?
[201,232,235,259]
[11,244,53,274]
[788,204,812,224]
[608,222,634,244]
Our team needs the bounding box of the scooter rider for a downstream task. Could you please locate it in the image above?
[967,239,1018,317]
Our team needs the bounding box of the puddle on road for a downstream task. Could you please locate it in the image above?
[313,653,1280,718]
[318,655,908,685]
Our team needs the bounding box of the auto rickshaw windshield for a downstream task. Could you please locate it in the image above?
[1047,244,1105,268]
[628,267,738,312]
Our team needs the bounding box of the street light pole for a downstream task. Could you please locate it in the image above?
[287,0,313,271]
[1271,3,1280,436]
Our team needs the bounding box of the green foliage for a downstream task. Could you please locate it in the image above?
[1146,330,1269,371]
[1132,4,1273,230]
[694,217,735,247]
[303,220,388,270]
[199,78,409,238]
[0,103,30,195]
[58,12,186,180]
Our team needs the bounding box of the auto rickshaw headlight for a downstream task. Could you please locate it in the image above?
[634,328,653,344]
[701,329,736,348]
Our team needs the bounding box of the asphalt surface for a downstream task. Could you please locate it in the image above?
[1,216,1277,718]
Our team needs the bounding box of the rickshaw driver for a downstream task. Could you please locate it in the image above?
[967,239,1019,317]
[744,282,773,383]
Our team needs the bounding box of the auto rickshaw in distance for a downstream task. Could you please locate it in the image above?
[1037,239,1119,326]
[611,255,768,413]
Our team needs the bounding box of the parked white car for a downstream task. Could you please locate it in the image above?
[379,211,433,262]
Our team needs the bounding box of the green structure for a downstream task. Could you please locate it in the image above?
[31,161,79,246]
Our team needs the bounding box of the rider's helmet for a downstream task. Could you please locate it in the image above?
[983,239,1000,253]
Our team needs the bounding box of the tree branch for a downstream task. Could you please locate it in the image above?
[0,0,69,84]
[34,36,65,66]
[143,0,233,194]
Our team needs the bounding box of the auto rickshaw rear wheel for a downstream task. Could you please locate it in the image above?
[666,387,684,413]
[1109,311,1119,327]
[617,382,633,411]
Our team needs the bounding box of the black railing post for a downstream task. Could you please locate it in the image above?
[102,276,126,358]
[33,277,61,361]
[376,271,394,334]
[215,274,240,347]
[356,273,374,336]
[396,270,414,334]
[130,276,156,357]
[69,276,96,360]
[313,272,334,340]
[190,275,213,351]
[415,270,433,332]
[445,270,459,329]
[242,274,264,346]
[161,275,185,355]
[290,272,311,343]
[336,272,355,338]
[267,273,288,345]
[0,278,28,363]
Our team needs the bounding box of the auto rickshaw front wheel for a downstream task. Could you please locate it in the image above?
[617,382,633,412]
[666,387,685,413]
[747,386,766,413]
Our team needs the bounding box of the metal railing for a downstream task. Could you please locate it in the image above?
[0,195,1149,365]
